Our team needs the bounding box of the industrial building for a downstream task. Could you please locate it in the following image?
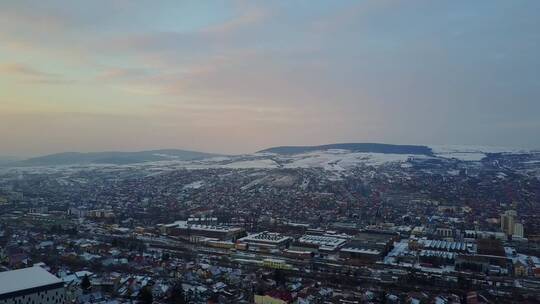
[237,231,292,249]
[160,220,245,241]
[464,230,507,241]
[340,247,382,263]
[477,238,506,257]
[0,266,66,304]
[418,239,470,253]
[419,250,456,266]
[455,254,510,274]
[339,230,398,263]
[297,234,347,252]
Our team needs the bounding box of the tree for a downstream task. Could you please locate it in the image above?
[457,275,471,290]
[207,292,219,303]
[273,269,286,286]
[81,274,91,293]
[168,280,186,304]
[162,252,170,262]
[139,286,153,304]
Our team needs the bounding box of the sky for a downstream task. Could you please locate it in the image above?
[1,0,539,157]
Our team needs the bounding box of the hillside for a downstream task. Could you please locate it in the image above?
[12,149,219,166]
[258,143,434,156]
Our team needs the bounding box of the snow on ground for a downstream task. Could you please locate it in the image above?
[183,180,204,189]
[350,152,414,166]
[431,145,487,161]
[152,153,179,159]
[447,169,460,176]
[203,156,232,162]
[6,145,534,174]
[282,150,347,171]
[505,247,540,266]
[430,144,527,154]
[439,152,486,161]
[3,150,420,174]
[221,159,278,169]
[414,264,455,274]
[384,240,410,264]
[283,150,415,171]
[430,144,528,161]
[496,172,507,179]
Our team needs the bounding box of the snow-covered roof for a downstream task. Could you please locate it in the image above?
[163,220,242,232]
[340,247,381,255]
[0,266,62,295]
[299,235,347,247]
[239,231,291,244]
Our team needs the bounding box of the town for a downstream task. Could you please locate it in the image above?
[1,149,540,303]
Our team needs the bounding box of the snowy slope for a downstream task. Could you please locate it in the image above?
[4,144,534,174]
[430,145,528,161]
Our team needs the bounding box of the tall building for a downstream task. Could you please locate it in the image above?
[513,222,525,238]
[500,210,517,236]
[0,266,65,304]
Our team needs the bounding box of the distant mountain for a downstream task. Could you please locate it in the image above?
[0,156,21,166]
[12,149,219,166]
[258,143,434,156]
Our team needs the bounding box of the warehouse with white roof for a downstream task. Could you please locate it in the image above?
[0,266,65,304]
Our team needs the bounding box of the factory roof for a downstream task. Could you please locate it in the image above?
[419,250,456,259]
[239,231,291,244]
[0,266,62,295]
[340,247,381,255]
[299,234,347,249]
[163,220,242,232]
[419,239,468,252]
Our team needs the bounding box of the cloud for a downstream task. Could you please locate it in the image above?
[96,67,151,81]
[201,6,267,35]
[0,63,56,78]
[1,0,540,155]
[0,63,73,84]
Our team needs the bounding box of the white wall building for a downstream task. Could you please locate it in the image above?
[500,210,517,236]
[0,266,66,304]
[513,223,524,238]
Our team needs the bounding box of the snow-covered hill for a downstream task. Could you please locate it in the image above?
[430,145,529,161]
[3,144,535,174]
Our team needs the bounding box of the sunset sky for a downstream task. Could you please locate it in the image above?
[1,0,539,157]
